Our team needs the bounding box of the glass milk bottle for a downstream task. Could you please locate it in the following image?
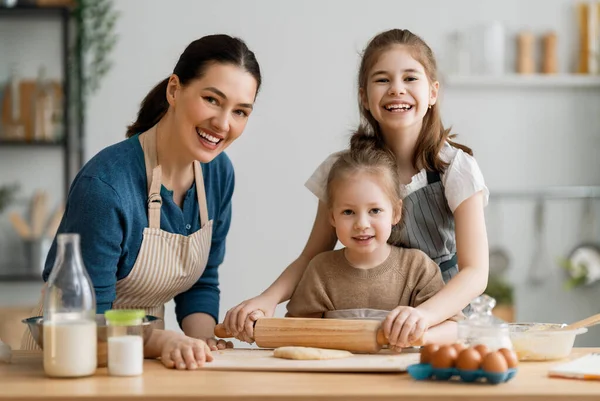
[43,233,97,377]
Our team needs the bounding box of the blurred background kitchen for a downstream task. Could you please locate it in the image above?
[0,0,599,349]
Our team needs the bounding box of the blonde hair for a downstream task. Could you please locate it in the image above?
[352,28,472,172]
[327,143,402,212]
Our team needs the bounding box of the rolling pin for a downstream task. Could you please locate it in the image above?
[214,317,421,353]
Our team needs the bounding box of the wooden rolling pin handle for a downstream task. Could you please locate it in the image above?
[375,329,424,348]
[214,323,238,339]
[376,329,387,346]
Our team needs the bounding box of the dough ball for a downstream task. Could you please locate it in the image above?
[273,346,353,360]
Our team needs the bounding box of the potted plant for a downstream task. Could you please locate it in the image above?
[559,246,600,290]
[0,184,18,214]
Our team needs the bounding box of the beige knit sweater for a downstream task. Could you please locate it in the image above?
[286,246,463,321]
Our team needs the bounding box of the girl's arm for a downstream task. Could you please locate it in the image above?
[421,320,458,346]
[223,200,337,339]
[285,259,334,319]
[416,191,489,325]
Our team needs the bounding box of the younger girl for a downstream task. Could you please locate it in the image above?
[286,147,462,350]
[225,29,488,348]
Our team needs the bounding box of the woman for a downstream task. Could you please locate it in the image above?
[22,34,261,370]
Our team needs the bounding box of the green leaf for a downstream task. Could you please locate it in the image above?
[0,184,20,213]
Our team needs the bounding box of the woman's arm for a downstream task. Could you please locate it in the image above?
[182,313,218,340]
[223,200,337,337]
[416,191,489,325]
[43,175,124,312]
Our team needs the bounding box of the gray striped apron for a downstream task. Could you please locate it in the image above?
[394,171,458,284]
[21,125,213,351]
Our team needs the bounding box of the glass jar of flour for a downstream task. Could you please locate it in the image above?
[104,309,146,376]
[457,295,513,351]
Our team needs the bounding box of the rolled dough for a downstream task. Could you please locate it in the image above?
[273,346,353,360]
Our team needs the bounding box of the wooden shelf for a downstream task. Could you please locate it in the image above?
[490,186,600,200]
[0,139,65,148]
[0,273,42,282]
[0,5,69,16]
[444,74,600,88]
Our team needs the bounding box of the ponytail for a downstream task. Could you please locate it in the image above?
[125,78,170,138]
[349,129,397,165]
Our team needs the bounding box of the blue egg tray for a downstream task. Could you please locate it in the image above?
[407,363,518,384]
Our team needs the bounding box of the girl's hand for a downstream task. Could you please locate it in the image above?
[224,295,275,342]
[161,332,213,370]
[206,337,234,351]
[383,306,431,351]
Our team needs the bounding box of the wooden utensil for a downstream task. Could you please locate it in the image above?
[8,212,31,239]
[516,31,535,74]
[45,203,64,238]
[30,190,48,238]
[562,313,600,331]
[542,31,558,74]
[215,318,394,353]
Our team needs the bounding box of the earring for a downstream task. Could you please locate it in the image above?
[428,104,432,109]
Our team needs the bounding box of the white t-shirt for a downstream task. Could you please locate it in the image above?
[305,142,489,213]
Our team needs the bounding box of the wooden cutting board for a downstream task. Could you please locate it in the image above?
[200,348,420,372]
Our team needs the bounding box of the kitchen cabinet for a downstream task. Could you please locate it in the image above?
[0,3,83,198]
[0,3,83,282]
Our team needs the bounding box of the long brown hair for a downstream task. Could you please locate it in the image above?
[126,34,261,137]
[351,28,472,173]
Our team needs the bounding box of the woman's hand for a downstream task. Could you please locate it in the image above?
[160,332,213,370]
[383,306,431,351]
[223,296,275,342]
[206,337,234,351]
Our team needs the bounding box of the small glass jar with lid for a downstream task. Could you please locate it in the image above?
[457,295,513,351]
[104,309,146,377]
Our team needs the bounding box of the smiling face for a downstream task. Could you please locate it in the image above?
[360,45,438,139]
[166,62,258,163]
[329,171,401,255]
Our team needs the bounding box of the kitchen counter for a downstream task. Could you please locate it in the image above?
[1,348,599,401]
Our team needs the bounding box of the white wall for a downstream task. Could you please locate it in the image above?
[2,0,599,346]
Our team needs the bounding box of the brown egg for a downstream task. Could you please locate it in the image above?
[498,348,519,368]
[456,348,483,371]
[473,344,490,358]
[420,344,440,364]
[431,345,458,369]
[482,351,509,373]
[452,343,467,354]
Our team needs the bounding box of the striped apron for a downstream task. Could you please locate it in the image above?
[394,171,458,284]
[21,125,213,350]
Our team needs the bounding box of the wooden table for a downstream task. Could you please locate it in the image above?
[1,348,599,401]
